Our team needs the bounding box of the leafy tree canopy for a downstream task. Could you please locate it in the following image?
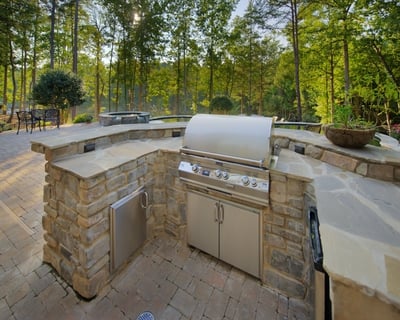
[210,95,234,114]
[32,70,86,109]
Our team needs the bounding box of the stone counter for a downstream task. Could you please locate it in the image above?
[31,122,187,162]
[274,128,400,182]
[274,148,400,319]
[31,123,400,318]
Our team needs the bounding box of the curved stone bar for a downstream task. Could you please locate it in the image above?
[31,124,400,319]
[99,111,150,126]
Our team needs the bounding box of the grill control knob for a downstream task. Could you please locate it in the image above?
[241,176,250,186]
[250,178,257,187]
[222,171,229,180]
[215,169,222,178]
[192,164,200,173]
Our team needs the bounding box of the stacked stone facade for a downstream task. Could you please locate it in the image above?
[43,145,189,299]
[262,171,313,310]
[39,126,312,315]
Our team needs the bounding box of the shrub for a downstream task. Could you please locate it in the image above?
[73,113,93,124]
[32,70,85,110]
[210,96,234,114]
[0,121,11,132]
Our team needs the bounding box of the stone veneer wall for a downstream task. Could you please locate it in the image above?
[263,170,313,315]
[42,140,188,299]
[43,150,157,298]
[163,152,187,239]
[39,125,312,310]
[42,140,314,307]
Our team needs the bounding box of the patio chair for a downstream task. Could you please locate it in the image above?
[43,108,60,130]
[16,110,42,134]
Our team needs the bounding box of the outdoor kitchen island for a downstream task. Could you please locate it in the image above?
[30,121,400,319]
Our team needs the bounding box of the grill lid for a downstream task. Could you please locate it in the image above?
[182,114,274,168]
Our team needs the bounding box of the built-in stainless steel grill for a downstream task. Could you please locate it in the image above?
[179,114,275,206]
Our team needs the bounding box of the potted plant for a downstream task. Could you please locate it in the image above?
[323,104,376,148]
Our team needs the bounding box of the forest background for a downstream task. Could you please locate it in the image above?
[0,0,399,128]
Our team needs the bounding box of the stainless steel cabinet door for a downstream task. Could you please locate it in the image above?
[219,201,260,277]
[110,187,148,273]
[187,191,219,258]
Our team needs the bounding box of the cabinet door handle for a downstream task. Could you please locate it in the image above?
[220,203,224,224]
[141,191,149,209]
[214,202,219,222]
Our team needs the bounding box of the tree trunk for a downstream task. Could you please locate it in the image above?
[291,0,302,121]
[115,57,120,111]
[108,22,115,112]
[10,40,17,120]
[3,64,9,122]
[183,34,188,114]
[50,0,56,69]
[72,0,79,74]
[32,1,38,107]
[71,0,79,121]
[258,64,264,115]
[343,22,350,105]
[208,43,214,105]
[176,50,181,115]
[19,48,26,111]
[95,36,101,118]
[248,32,253,114]
[330,49,335,122]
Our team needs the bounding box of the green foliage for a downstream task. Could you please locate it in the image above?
[210,96,234,114]
[0,121,12,132]
[73,113,93,123]
[333,105,374,129]
[32,70,86,110]
[333,105,352,128]
[1,0,399,124]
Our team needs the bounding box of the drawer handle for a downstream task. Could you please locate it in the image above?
[141,191,149,209]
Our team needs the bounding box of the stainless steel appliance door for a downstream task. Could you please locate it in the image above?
[110,187,147,273]
[187,190,261,278]
[187,191,219,258]
[219,201,260,278]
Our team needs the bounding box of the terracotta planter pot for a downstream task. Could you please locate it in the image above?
[323,124,376,148]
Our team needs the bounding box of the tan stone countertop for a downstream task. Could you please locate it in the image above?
[274,148,400,308]
[30,122,187,149]
[30,122,187,162]
[274,128,400,165]
[52,138,183,179]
